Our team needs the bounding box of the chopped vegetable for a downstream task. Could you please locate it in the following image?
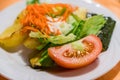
[98,17,116,51]
[87,13,116,51]
[0,31,27,51]
[0,11,27,51]
[59,22,73,35]
[29,31,48,38]
[48,33,76,44]
[23,38,41,49]
[74,8,87,20]
[48,35,102,69]
[22,3,77,35]
[39,50,55,67]
[0,11,25,38]
[30,43,55,68]
[79,15,106,38]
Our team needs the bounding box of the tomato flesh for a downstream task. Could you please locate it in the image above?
[48,35,102,69]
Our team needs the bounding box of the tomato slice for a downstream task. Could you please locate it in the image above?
[48,35,102,69]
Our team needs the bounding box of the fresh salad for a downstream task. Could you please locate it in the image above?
[0,0,116,69]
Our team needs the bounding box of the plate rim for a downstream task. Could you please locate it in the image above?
[0,0,120,80]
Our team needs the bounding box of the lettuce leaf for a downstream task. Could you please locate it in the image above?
[48,33,76,44]
[79,15,106,38]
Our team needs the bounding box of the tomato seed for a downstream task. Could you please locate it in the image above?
[63,41,94,58]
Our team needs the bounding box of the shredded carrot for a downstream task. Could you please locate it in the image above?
[22,26,39,32]
[21,3,77,35]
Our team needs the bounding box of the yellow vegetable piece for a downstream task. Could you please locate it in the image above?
[0,31,27,51]
[74,8,87,20]
[0,10,27,52]
[29,51,42,68]
[23,38,41,49]
[0,11,25,38]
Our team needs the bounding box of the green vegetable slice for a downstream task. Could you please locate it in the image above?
[79,15,106,38]
[48,33,76,44]
[98,17,116,51]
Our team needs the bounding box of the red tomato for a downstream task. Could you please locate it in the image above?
[48,35,102,69]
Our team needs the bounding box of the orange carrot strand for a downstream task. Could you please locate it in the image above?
[21,3,76,35]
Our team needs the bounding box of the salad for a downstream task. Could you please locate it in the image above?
[0,0,116,69]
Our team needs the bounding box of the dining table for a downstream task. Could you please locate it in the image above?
[0,0,120,80]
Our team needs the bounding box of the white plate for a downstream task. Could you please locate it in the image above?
[0,0,120,80]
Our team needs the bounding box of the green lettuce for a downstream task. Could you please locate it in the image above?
[48,33,76,44]
[79,15,106,38]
